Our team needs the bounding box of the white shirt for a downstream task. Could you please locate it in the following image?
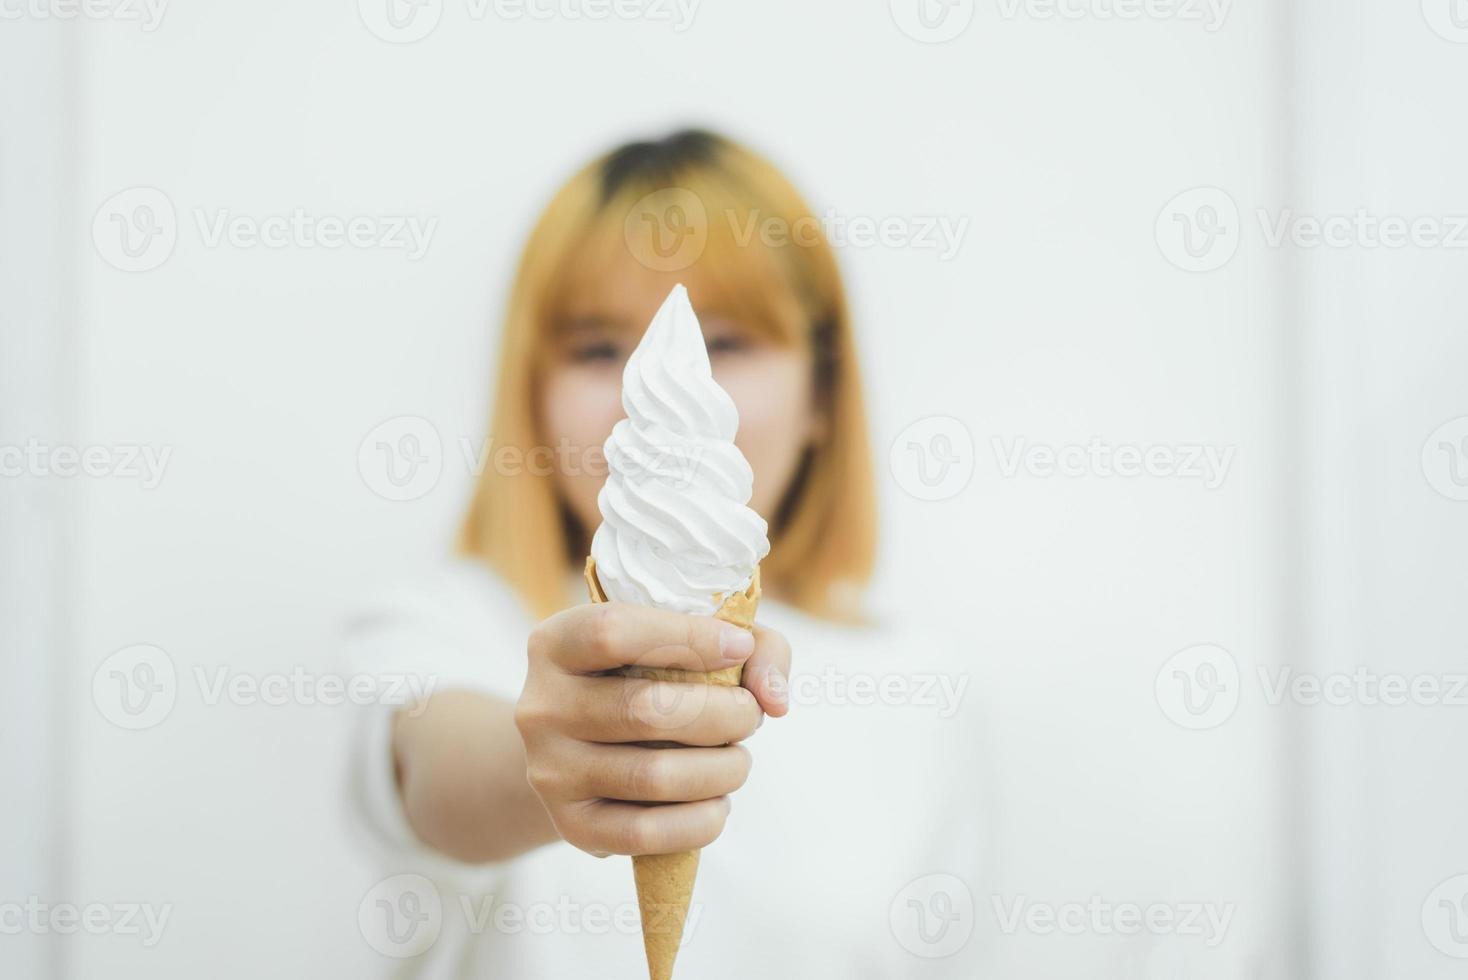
[344,560,988,979]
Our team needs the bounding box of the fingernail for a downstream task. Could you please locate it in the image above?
[718,624,754,662]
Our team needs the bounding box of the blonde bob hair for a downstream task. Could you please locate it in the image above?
[458,129,876,620]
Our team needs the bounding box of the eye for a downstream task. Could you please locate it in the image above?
[701,315,757,357]
[567,340,624,364]
[706,333,750,356]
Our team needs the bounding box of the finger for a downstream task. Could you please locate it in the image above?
[741,625,792,717]
[559,796,733,857]
[559,675,763,746]
[564,743,752,804]
[535,602,755,675]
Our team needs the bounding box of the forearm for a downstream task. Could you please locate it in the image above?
[392,689,560,864]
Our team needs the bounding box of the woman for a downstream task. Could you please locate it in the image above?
[347,129,983,977]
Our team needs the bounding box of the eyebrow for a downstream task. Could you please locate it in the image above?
[552,314,628,336]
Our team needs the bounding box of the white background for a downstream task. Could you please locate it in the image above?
[2,0,1465,977]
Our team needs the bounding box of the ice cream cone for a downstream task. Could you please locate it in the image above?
[584,556,761,980]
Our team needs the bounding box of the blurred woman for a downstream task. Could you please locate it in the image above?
[346,129,980,977]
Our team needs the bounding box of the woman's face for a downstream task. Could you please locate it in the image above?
[538,264,818,550]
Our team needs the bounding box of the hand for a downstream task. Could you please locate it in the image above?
[515,601,791,857]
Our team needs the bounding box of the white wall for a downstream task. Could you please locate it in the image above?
[24,0,1465,977]
[0,19,78,980]
[1295,2,1468,978]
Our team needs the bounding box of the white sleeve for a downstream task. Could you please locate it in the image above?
[339,560,535,875]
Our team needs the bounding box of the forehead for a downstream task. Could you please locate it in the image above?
[548,224,805,345]
[551,255,777,348]
[553,250,700,327]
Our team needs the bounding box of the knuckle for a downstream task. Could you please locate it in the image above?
[691,804,728,849]
[685,617,706,660]
[622,680,656,732]
[623,809,664,855]
[768,628,792,665]
[553,804,603,856]
[524,760,558,795]
[731,745,754,784]
[512,695,548,736]
[585,603,624,657]
[628,750,673,800]
[526,622,553,663]
[728,690,761,741]
[560,823,599,856]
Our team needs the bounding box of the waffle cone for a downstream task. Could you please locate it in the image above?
[583,557,761,980]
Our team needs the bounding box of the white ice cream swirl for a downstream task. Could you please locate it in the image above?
[590,284,770,615]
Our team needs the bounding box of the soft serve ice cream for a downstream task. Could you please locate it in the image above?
[589,284,770,615]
